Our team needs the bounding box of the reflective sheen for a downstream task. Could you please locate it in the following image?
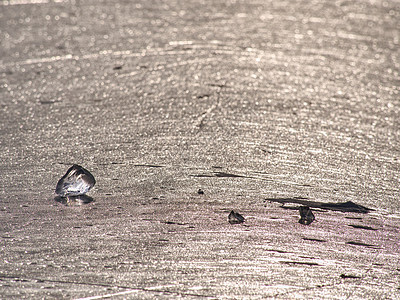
[55,164,96,197]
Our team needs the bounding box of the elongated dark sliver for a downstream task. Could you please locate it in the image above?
[348,225,377,231]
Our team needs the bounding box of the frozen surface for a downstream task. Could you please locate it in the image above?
[0,0,399,298]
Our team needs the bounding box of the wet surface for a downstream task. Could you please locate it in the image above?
[54,195,95,206]
[1,0,400,298]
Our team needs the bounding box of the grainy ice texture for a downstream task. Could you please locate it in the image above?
[0,0,399,298]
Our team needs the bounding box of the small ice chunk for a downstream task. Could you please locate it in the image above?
[55,164,96,197]
[228,210,245,224]
[299,206,315,225]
